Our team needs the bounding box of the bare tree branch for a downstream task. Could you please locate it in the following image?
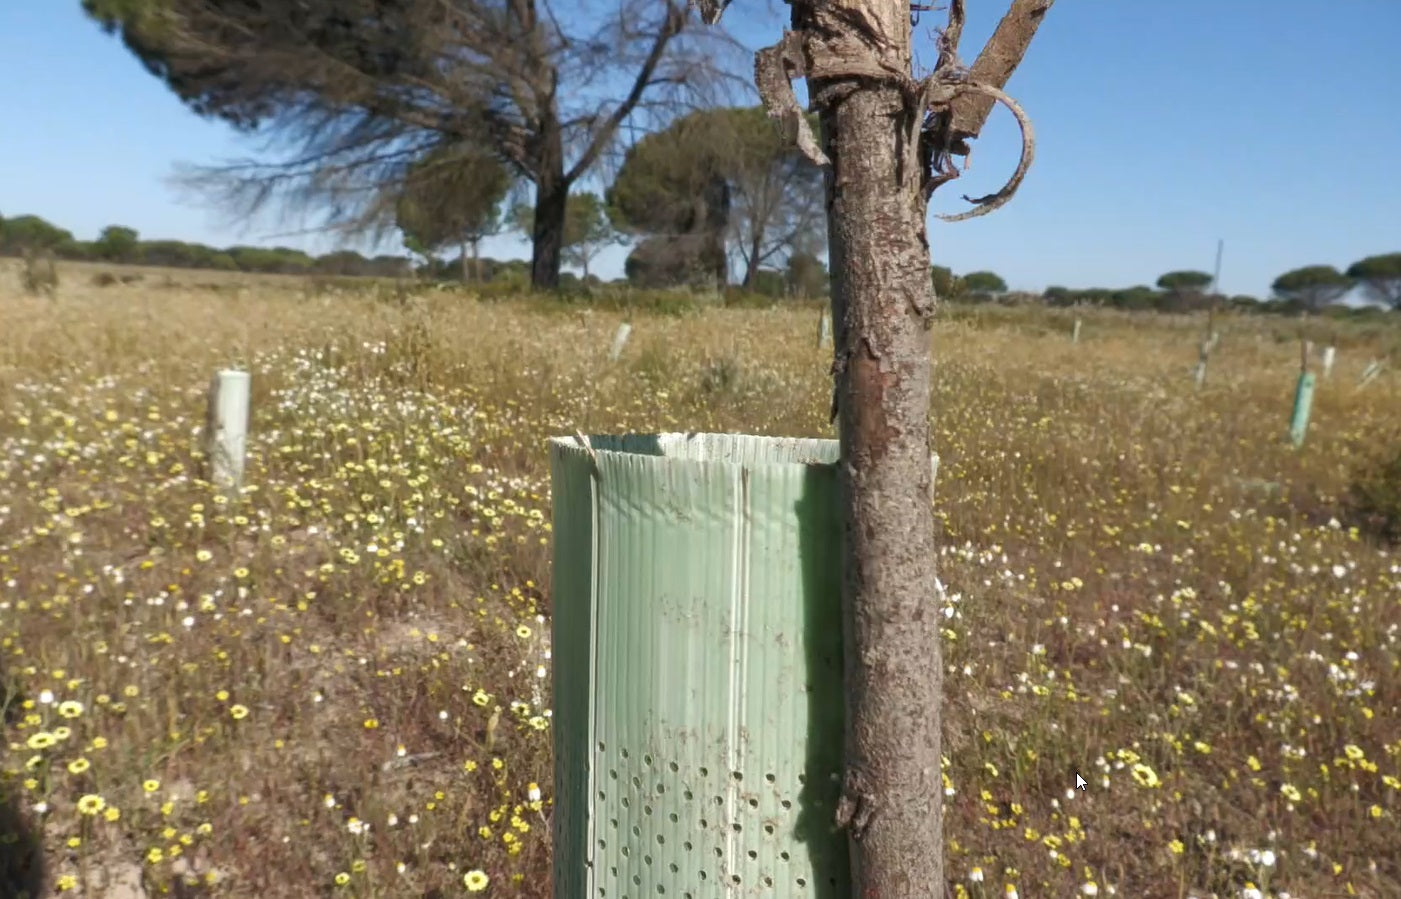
[933,81,1034,221]
[946,0,1054,143]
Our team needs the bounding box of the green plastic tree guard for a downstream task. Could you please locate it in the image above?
[550,432,852,899]
[1289,371,1316,448]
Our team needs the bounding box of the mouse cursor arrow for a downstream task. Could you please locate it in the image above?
[1075,773,1087,791]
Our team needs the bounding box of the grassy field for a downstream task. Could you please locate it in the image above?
[2,262,1400,899]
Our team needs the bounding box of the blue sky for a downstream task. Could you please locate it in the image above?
[2,1,1398,298]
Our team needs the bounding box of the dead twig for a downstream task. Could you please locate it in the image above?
[931,81,1035,220]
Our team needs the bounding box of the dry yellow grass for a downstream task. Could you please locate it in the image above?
[1,261,1399,898]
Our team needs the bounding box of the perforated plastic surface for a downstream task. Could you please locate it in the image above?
[550,433,850,898]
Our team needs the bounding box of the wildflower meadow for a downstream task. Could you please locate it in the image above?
[2,262,1399,898]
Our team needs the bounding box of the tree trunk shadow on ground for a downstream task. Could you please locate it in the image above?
[1,657,46,898]
[0,770,46,898]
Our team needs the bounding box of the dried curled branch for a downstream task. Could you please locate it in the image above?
[930,80,1034,221]
[751,10,1036,224]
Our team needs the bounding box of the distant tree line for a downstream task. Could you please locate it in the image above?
[6,204,1396,314]
[0,213,414,278]
[933,255,1401,315]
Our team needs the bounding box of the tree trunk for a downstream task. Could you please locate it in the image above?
[530,114,568,290]
[741,230,765,287]
[817,2,944,895]
[460,240,470,282]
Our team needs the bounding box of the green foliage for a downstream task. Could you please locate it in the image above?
[394,142,510,270]
[607,105,824,286]
[20,249,59,297]
[1155,270,1213,291]
[0,214,74,254]
[785,251,828,299]
[1109,285,1160,311]
[1346,253,1401,309]
[747,269,786,298]
[931,265,965,302]
[225,245,316,274]
[624,235,725,290]
[94,225,140,262]
[962,271,1008,294]
[1271,265,1353,311]
[1155,270,1215,313]
[1348,442,1401,543]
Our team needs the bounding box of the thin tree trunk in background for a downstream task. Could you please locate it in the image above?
[742,230,765,287]
[815,4,944,892]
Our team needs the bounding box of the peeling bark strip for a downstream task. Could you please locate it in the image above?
[698,1,1053,895]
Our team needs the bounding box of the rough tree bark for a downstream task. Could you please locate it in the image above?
[697,0,1052,895]
[531,108,569,290]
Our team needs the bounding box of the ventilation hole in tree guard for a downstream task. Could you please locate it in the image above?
[669,761,680,772]
[683,841,694,852]
[631,825,640,837]
[643,804,653,816]
[620,748,630,759]
[698,766,708,777]
[765,773,777,783]
[632,775,642,789]
[643,754,653,767]
[656,834,666,845]
[764,823,775,835]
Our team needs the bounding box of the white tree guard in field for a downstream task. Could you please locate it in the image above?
[207,369,250,490]
[609,323,633,361]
